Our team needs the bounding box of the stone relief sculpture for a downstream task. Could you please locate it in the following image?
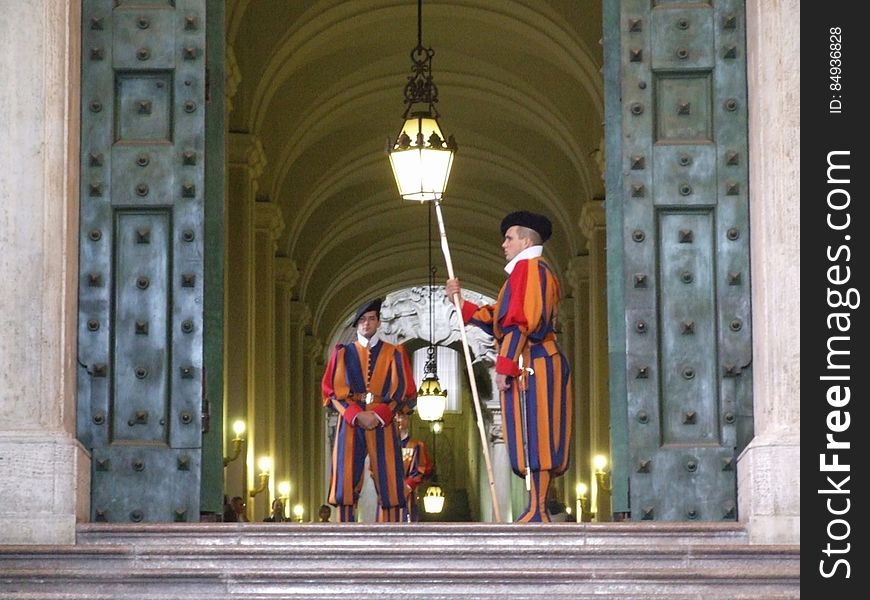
[379,286,497,366]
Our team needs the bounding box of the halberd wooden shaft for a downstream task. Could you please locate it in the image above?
[434,199,502,523]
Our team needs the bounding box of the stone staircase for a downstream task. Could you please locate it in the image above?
[0,522,799,599]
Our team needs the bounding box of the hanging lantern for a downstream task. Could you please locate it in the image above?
[389,111,456,202]
[416,372,447,421]
[387,0,457,202]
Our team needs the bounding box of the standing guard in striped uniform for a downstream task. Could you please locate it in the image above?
[322,297,417,522]
[446,211,573,522]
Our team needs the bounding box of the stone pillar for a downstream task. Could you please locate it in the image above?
[225,133,265,511]
[312,346,328,509]
[274,257,299,517]
[248,201,284,519]
[303,334,325,520]
[739,0,800,544]
[565,256,592,506]
[579,200,610,521]
[288,302,311,515]
[0,0,86,544]
[553,295,574,508]
[485,402,513,523]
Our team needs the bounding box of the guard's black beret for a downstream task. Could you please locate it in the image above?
[349,297,383,327]
[500,211,552,242]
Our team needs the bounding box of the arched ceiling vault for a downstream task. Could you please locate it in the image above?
[228,0,604,348]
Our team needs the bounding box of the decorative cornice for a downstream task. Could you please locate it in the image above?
[225,46,241,113]
[227,132,266,178]
[304,335,324,360]
[591,135,605,181]
[255,201,285,245]
[558,298,574,320]
[289,301,311,329]
[579,198,606,239]
[275,257,300,291]
[565,255,591,293]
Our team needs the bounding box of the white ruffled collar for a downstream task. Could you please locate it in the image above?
[357,332,381,348]
[504,245,543,275]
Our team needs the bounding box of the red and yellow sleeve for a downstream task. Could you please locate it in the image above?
[321,345,362,424]
[497,260,545,376]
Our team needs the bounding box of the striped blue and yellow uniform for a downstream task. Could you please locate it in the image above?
[461,255,573,521]
[322,340,416,522]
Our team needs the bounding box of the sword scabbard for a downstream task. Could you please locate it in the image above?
[518,354,533,491]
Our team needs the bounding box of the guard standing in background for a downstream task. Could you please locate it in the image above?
[322,297,417,522]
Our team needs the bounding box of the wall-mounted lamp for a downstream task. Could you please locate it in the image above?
[423,485,445,514]
[278,481,291,520]
[292,504,305,523]
[249,456,272,498]
[223,420,246,466]
[594,454,612,493]
[575,482,591,522]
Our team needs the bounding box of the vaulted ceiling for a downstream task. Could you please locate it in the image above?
[226,0,604,344]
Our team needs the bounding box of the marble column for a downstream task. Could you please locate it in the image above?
[247,201,284,519]
[274,258,299,516]
[288,302,311,516]
[565,256,592,508]
[579,199,610,521]
[224,133,265,512]
[485,401,513,523]
[553,295,574,509]
[311,347,328,509]
[303,334,325,520]
[0,0,86,544]
[739,0,800,544]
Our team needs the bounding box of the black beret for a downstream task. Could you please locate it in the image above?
[500,211,552,242]
[349,297,383,327]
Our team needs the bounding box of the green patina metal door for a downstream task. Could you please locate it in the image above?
[77,0,211,523]
[605,0,753,521]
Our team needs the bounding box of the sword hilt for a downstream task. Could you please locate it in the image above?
[517,366,534,391]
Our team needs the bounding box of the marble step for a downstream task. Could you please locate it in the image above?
[0,540,798,572]
[75,521,753,547]
[0,566,800,600]
[0,522,799,599]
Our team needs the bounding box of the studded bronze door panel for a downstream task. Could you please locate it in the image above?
[78,0,206,523]
[618,0,751,521]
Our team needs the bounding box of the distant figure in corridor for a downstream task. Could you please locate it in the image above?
[223,495,248,522]
[446,211,573,522]
[321,297,418,522]
[375,412,432,522]
[263,498,289,522]
[317,504,332,523]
